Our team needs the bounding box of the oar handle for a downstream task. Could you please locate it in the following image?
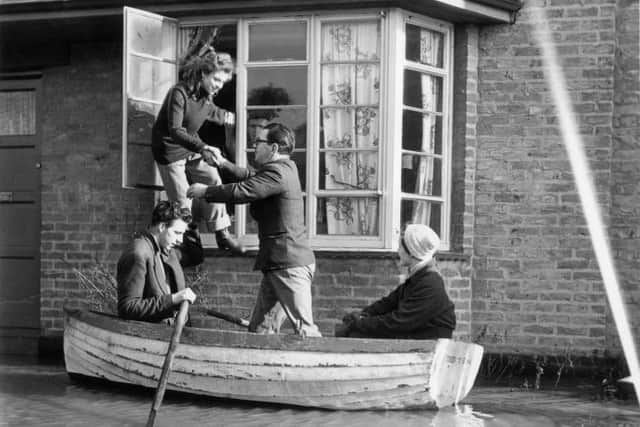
[206,308,249,328]
[146,300,190,427]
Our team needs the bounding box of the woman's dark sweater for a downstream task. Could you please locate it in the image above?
[151,83,227,165]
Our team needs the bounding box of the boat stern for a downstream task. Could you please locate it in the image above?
[428,339,484,408]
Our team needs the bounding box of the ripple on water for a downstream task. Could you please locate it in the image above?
[1,363,639,427]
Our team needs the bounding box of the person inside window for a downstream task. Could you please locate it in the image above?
[187,123,321,337]
[151,50,243,253]
[335,224,456,339]
[117,201,202,323]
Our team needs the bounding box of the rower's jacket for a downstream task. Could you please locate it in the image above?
[117,229,203,323]
[204,158,315,272]
[352,264,456,339]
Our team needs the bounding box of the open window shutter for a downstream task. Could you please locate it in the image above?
[122,7,178,189]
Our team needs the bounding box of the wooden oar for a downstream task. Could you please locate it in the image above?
[146,300,190,427]
[206,308,249,328]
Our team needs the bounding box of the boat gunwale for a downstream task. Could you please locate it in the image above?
[64,307,438,354]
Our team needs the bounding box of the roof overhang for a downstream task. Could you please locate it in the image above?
[0,0,522,25]
[0,0,522,71]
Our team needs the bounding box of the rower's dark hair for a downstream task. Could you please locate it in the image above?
[265,122,295,154]
[151,201,192,226]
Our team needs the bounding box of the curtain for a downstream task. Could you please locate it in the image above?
[410,29,441,225]
[0,91,36,136]
[321,22,380,235]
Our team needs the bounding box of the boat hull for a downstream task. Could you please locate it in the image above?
[63,308,482,410]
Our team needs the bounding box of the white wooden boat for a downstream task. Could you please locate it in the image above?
[63,308,484,410]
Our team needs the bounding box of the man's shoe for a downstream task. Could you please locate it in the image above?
[215,228,245,254]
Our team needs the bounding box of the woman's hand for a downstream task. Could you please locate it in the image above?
[187,183,208,199]
[201,145,226,168]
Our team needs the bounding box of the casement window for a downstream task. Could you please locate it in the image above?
[123,7,453,251]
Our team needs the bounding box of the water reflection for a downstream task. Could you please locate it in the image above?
[1,361,639,427]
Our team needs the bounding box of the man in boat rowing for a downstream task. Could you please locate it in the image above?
[335,224,456,339]
[187,123,322,337]
[116,201,203,323]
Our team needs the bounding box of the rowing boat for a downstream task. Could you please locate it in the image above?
[63,307,483,410]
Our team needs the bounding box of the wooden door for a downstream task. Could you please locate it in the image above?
[0,78,41,354]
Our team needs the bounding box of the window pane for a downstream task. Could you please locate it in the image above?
[400,199,441,236]
[316,197,379,235]
[0,90,35,135]
[402,110,442,155]
[127,13,177,59]
[180,24,237,62]
[249,21,306,61]
[246,109,306,150]
[247,68,307,105]
[321,64,379,105]
[292,151,306,191]
[319,151,378,191]
[248,83,295,106]
[403,70,442,111]
[246,215,259,234]
[127,100,160,144]
[401,154,442,197]
[126,140,159,188]
[405,24,444,68]
[321,21,380,61]
[320,107,379,149]
[129,56,176,102]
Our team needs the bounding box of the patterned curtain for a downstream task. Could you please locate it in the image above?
[411,29,441,224]
[321,22,380,235]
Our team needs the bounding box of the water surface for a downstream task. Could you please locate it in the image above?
[1,360,638,427]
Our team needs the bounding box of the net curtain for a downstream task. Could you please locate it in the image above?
[320,21,380,235]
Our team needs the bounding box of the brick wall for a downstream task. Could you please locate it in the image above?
[190,254,473,338]
[610,0,640,350]
[472,0,635,356]
[40,42,154,334]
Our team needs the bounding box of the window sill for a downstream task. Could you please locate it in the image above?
[203,248,470,262]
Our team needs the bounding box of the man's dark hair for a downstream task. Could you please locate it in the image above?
[265,122,295,154]
[151,201,192,226]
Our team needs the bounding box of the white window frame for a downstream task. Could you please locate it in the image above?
[388,9,454,251]
[235,16,312,249]
[122,6,178,190]
[309,13,388,250]
[122,8,454,252]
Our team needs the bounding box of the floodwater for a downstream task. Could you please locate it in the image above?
[1,358,639,427]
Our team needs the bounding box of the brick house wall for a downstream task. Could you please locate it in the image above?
[40,42,154,336]
[190,255,474,338]
[472,0,638,356]
[611,0,640,350]
[34,1,639,359]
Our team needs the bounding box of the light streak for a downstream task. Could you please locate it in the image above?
[531,7,640,404]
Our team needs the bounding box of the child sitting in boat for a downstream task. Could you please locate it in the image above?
[116,201,203,323]
[335,224,456,339]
